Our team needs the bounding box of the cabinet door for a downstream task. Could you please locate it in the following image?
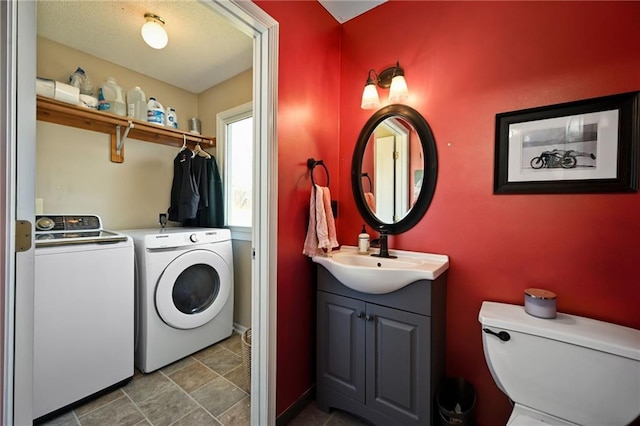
[366,303,430,425]
[317,291,366,403]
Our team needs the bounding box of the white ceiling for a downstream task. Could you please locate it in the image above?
[318,0,387,23]
[36,0,253,94]
[36,1,385,94]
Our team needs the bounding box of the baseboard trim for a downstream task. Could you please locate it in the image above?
[275,385,316,426]
[233,322,249,335]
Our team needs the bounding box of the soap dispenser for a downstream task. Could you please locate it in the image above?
[358,225,370,253]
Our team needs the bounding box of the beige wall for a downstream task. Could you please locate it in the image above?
[198,68,253,137]
[36,122,177,228]
[36,37,253,328]
[38,37,199,131]
[232,240,252,328]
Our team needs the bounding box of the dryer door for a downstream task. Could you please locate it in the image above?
[155,249,231,330]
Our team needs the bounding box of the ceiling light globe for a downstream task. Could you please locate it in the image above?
[141,19,168,49]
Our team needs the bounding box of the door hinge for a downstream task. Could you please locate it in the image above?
[15,220,32,252]
[393,151,400,160]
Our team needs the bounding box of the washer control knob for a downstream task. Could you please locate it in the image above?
[36,217,55,231]
[189,233,198,243]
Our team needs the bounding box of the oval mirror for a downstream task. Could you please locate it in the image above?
[351,105,438,234]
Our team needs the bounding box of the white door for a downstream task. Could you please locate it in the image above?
[375,135,396,223]
[374,121,410,223]
[1,1,36,424]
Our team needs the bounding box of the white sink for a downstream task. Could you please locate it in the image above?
[312,245,449,294]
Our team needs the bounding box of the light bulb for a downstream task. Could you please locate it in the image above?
[141,15,168,49]
[361,83,380,110]
[388,75,408,103]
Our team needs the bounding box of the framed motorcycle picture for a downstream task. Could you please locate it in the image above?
[494,91,639,194]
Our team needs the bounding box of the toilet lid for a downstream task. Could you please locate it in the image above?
[479,302,640,361]
[507,405,578,426]
[509,413,551,426]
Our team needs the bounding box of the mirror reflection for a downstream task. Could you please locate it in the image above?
[352,104,437,235]
[360,117,424,223]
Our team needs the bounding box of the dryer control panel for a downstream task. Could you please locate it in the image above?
[144,228,231,250]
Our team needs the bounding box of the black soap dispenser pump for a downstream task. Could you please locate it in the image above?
[358,225,370,253]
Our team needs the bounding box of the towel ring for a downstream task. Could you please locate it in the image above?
[307,158,330,188]
[361,172,373,192]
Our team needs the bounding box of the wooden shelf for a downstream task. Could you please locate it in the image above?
[36,96,215,163]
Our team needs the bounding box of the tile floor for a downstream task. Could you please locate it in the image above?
[40,333,367,426]
[287,403,369,426]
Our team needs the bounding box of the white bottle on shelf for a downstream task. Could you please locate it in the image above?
[127,86,147,121]
[165,107,178,129]
[97,77,126,116]
[146,97,165,125]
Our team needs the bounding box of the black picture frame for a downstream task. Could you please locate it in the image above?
[494,91,639,194]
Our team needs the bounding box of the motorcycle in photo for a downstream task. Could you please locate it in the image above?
[530,149,596,169]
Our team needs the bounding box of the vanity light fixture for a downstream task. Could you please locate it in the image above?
[360,61,409,109]
[141,13,168,50]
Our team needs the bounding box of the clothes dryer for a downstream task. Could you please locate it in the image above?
[124,227,234,373]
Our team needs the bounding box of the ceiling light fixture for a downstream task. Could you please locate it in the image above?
[361,61,409,110]
[141,13,168,50]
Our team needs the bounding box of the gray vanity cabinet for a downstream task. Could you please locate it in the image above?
[316,266,446,426]
[317,291,366,402]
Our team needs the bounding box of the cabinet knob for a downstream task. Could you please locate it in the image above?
[356,312,365,319]
[365,315,374,321]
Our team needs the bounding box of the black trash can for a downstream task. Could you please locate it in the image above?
[436,377,476,426]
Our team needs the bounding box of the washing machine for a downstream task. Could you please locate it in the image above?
[123,227,234,373]
[33,215,134,420]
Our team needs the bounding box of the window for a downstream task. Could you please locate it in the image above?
[217,102,253,240]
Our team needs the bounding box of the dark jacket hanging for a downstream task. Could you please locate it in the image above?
[168,150,200,223]
[183,154,224,228]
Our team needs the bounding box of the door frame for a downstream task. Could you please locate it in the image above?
[207,2,279,423]
[2,0,37,424]
[2,0,278,424]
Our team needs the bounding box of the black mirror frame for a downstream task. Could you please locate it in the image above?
[351,104,438,234]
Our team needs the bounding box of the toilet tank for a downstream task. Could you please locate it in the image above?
[479,302,640,426]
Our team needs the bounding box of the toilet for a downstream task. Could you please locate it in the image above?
[479,301,640,426]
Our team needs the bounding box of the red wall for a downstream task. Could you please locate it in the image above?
[252,0,342,416]
[338,2,640,425]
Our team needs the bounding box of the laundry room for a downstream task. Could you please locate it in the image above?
[35,3,254,322]
[33,1,255,423]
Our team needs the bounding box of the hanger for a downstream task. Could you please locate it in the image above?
[180,134,187,151]
[193,142,211,159]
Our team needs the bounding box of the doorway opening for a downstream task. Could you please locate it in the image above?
[4,1,277,424]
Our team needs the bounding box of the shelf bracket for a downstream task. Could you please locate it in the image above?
[116,121,134,155]
[111,121,134,163]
